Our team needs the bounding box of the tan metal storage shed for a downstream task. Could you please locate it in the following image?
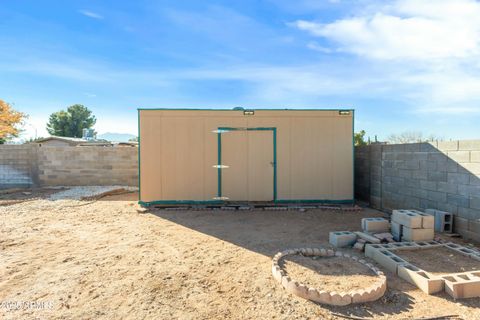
[138,108,354,206]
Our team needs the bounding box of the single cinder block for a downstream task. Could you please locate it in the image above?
[392,210,423,228]
[426,208,453,233]
[329,231,357,248]
[362,217,390,233]
[389,242,420,250]
[402,226,434,241]
[443,273,480,299]
[354,231,381,243]
[391,221,403,241]
[372,249,408,274]
[364,244,383,259]
[397,264,444,294]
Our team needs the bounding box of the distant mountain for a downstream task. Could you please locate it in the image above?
[97,132,136,142]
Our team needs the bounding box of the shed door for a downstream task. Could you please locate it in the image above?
[221,130,274,201]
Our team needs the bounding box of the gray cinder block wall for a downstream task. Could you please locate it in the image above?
[355,140,480,241]
[0,145,38,188]
[0,144,138,188]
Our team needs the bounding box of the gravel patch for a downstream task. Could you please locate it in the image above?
[48,186,138,201]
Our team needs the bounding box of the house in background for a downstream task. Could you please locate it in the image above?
[32,136,113,147]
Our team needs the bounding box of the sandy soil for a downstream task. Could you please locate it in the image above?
[282,255,379,292]
[1,189,480,319]
[396,247,480,276]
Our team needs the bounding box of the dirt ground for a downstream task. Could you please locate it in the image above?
[1,189,480,319]
[396,247,480,276]
[282,255,379,292]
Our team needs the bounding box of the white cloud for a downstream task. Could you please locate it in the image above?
[293,0,480,61]
[79,10,104,20]
[306,41,333,53]
[291,0,480,114]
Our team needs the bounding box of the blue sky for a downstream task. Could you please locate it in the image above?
[1,0,480,141]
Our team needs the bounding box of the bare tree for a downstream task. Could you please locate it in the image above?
[387,131,444,144]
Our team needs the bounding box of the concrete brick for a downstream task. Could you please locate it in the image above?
[438,141,459,151]
[409,210,435,229]
[427,190,447,202]
[448,172,470,185]
[329,231,357,248]
[457,184,480,197]
[426,209,453,232]
[468,220,480,234]
[458,140,480,151]
[428,153,448,163]
[459,230,480,242]
[420,160,435,171]
[447,194,470,208]
[457,207,476,220]
[436,160,448,172]
[427,171,447,182]
[471,151,480,162]
[354,231,381,244]
[372,249,408,274]
[471,197,480,210]
[398,264,444,294]
[398,169,413,178]
[405,160,420,170]
[389,242,420,250]
[454,216,469,231]
[446,159,458,173]
[420,180,436,191]
[435,202,458,215]
[365,244,384,259]
[412,169,428,180]
[446,151,470,162]
[420,141,438,151]
[399,186,415,196]
[402,227,434,241]
[470,175,480,186]
[405,143,421,152]
[404,196,420,209]
[404,178,420,189]
[362,217,390,233]
[461,163,480,174]
[416,189,429,200]
[436,182,458,194]
[443,273,480,299]
[413,152,429,161]
[391,221,403,241]
[392,210,423,228]
[450,246,480,260]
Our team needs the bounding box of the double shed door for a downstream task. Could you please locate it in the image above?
[220,128,275,201]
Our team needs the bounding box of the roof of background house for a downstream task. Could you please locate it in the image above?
[114,141,138,147]
[34,136,87,143]
[33,136,112,146]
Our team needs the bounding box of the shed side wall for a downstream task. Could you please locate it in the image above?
[139,110,353,202]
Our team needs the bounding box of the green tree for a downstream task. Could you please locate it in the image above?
[46,104,96,137]
[354,130,367,146]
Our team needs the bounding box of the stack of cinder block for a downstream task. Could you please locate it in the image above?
[391,210,435,241]
[425,209,453,233]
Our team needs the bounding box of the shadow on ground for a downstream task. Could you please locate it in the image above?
[150,207,419,317]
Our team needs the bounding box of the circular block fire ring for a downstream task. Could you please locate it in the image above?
[272,248,387,306]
